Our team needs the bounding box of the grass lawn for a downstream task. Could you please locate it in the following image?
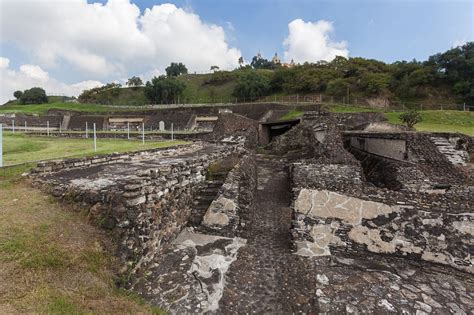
[0,102,123,115]
[325,103,384,113]
[0,167,164,314]
[385,110,474,136]
[2,133,188,166]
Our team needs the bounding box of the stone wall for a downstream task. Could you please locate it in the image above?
[31,144,190,174]
[280,116,473,274]
[200,152,258,237]
[0,114,63,128]
[208,113,259,149]
[269,112,360,165]
[32,144,239,276]
[290,162,473,273]
[345,132,472,189]
[349,137,407,161]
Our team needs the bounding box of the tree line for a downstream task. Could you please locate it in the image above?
[15,42,472,105]
[232,42,473,104]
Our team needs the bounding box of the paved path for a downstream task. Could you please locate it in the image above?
[219,156,320,313]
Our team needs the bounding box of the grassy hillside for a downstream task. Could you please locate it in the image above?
[178,73,238,103]
[80,71,278,105]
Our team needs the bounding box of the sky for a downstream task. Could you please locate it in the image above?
[0,0,473,103]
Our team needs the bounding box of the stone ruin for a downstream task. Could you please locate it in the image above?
[29,109,473,314]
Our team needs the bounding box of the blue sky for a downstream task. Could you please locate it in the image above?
[0,0,472,103]
[108,0,474,62]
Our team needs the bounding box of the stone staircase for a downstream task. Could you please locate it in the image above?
[430,136,469,166]
[189,172,228,226]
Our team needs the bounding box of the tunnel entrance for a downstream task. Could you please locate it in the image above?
[259,119,300,145]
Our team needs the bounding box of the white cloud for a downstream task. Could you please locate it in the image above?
[0,57,10,69]
[283,19,349,63]
[19,65,49,81]
[0,58,102,104]
[0,0,241,78]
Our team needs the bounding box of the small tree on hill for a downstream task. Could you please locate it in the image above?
[238,56,244,67]
[400,110,422,128]
[210,65,219,72]
[13,90,23,99]
[166,62,188,77]
[126,76,143,88]
[20,87,48,104]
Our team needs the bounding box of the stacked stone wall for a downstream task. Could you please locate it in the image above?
[31,144,190,174]
[200,152,258,237]
[208,113,259,149]
[32,144,237,275]
[290,161,473,273]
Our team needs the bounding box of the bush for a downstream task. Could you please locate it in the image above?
[20,87,48,104]
[144,76,186,104]
[400,110,422,128]
[232,71,270,100]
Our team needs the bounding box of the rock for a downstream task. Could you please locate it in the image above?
[317,274,329,286]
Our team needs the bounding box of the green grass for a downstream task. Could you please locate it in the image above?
[0,228,70,269]
[45,295,86,315]
[278,110,304,120]
[0,102,124,115]
[0,179,165,314]
[2,133,188,166]
[325,103,384,113]
[385,110,474,136]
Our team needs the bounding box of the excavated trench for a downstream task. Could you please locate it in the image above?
[347,147,404,190]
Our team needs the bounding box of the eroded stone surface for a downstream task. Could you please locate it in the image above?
[131,229,246,313]
[202,196,234,227]
[294,188,397,225]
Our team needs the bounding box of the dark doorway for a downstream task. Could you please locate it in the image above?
[259,119,300,145]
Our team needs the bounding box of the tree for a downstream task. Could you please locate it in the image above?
[232,71,270,100]
[126,76,143,88]
[166,62,188,77]
[13,90,23,99]
[210,65,220,72]
[144,75,186,104]
[238,56,244,67]
[250,55,275,70]
[326,78,349,97]
[400,110,422,128]
[20,87,48,104]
